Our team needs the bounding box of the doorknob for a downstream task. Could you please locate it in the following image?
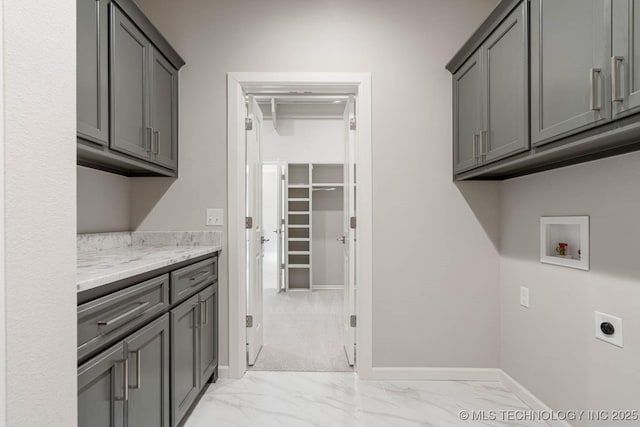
[261,237,270,244]
[337,236,346,244]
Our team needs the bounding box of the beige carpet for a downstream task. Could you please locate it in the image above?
[249,289,353,372]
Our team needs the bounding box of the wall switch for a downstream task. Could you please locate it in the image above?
[206,208,223,226]
[519,287,530,308]
[594,311,623,348]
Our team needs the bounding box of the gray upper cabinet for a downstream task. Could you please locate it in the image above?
[78,343,126,427]
[453,51,483,173]
[110,4,152,161]
[125,314,171,427]
[171,294,200,427]
[612,0,640,118]
[199,284,218,386]
[77,0,184,176]
[77,0,109,145]
[150,49,179,170]
[530,0,610,146]
[453,1,528,173]
[482,2,529,162]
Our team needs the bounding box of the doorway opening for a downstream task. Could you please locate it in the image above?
[248,96,355,371]
[227,73,372,379]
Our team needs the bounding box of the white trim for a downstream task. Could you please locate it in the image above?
[370,367,501,381]
[500,371,570,427]
[0,0,6,421]
[217,365,231,379]
[227,72,372,379]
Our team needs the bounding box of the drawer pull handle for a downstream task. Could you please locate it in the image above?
[129,349,142,390]
[97,302,150,328]
[189,270,210,283]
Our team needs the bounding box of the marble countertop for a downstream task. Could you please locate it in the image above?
[77,231,222,294]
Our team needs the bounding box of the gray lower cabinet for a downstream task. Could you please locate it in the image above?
[530,0,610,146]
[110,4,152,161]
[77,0,109,145]
[171,285,218,427]
[125,314,171,427]
[78,314,170,427]
[171,294,200,427]
[453,1,528,173]
[199,284,218,386]
[150,49,179,170]
[78,343,126,427]
[612,0,640,119]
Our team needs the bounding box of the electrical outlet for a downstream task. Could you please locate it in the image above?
[206,208,223,226]
[594,311,623,348]
[519,286,530,308]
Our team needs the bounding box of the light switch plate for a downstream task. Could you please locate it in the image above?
[206,208,223,226]
[519,286,530,308]
[594,311,623,348]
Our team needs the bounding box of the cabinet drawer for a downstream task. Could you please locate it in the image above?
[170,257,217,303]
[78,274,169,361]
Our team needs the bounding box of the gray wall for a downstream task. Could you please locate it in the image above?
[77,166,131,233]
[500,152,640,426]
[3,0,77,424]
[133,0,501,369]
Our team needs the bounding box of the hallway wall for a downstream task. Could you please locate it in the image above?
[133,0,501,369]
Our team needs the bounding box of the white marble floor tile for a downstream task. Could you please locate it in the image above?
[184,372,548,427]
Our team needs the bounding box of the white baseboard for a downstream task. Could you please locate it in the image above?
[369,367,501,381]
[217,365,230,379]
[499,370,572,427]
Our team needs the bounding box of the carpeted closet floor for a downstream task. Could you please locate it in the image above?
[248,289,352,372]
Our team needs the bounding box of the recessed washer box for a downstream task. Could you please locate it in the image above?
[540,216,589,270]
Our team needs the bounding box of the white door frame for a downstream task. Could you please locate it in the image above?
[227,72,373,379]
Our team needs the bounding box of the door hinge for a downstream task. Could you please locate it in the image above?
[350,315,357,327]
[280,173,286,180]
[245,216,253,229]
[245,117,253,131]
[280,263,285,269]
[246,315,253,328]
[350,216,356,229]
[349,117,357,131]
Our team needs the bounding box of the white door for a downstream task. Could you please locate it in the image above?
[342,96,357,366]
[261,164,279,289]
[246,96,264,366]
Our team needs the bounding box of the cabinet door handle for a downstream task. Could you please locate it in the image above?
[129,350,142,390]
[481,130,488,158]
[611,56,624,102]
[146,128,153,152]
[472,134,480,160]
[97,302,149,328]
[200,299,208,325]
[193,304,200,329]
[115,359,128,401]
[153,130,160,155]
[590,68,601,111]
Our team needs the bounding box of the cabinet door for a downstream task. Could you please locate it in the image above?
[78,343,126,427]
[77,0,109,145]
[483,2,529,163]
[531,0,610,146]
[150,48,179,170]
[453,50,482,173]
[612,0,640,118]
[199,285,218,386]
[171,294,200,427]
[110,4,152,161]
[125,314,170,427]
